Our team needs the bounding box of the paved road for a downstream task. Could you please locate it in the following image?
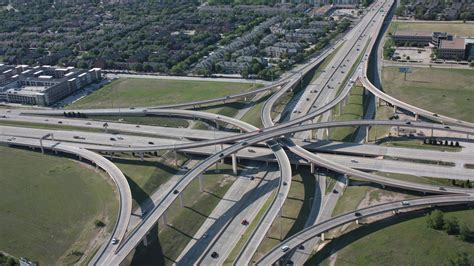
[257,194,474,265]
[3,125,472,180]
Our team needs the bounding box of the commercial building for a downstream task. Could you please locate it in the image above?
[392,30,433,46]
[0,64,101,106]
[438,38,466,60]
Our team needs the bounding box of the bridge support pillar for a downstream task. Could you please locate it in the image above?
[179,193,184,207]
[431,128,434,138]
[338,102,342,116]
[232,153,238,175]
[220,144,224,164]
[140,152,144,161]
[198,175,204,192]
[174,150,178,167]
[325,128,329,140]
[415,113,419,121]
[142,234,149,247]
[392,210,398,215]
[467,133,470,140]
[321,232,325,241]
[356,219,360,225]
[393,105,397,114]
[39,139,44,154]
[244,96,247,101]
[215,121,219,130]
[310,162,315,174]
[78,155,82,161]
[51,134,55,141]
[365,127,369,142]
[163,211,168,225]
[397,126,400,136]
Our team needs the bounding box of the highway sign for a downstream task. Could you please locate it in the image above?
[399,67,412,73]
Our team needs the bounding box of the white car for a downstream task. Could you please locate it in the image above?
[281,246,290,252]
[402,201,410,206]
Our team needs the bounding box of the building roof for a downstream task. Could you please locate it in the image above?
[440,38,465,50]
[393,30,432,37]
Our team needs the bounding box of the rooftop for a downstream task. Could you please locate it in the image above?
[393,30,433,37]
[440,38,465,50]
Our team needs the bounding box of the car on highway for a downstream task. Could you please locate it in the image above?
[444,126,450,129]
[136,125,140,128]
[402,201,410,206]
[148,141,154,145]
[241,219,249,226]
[202,233,208,239]
[58,121,63,124]
[211,252,219,258]
[111,238,119,245]
[298,245,305,250]
[241,141,248,146]
[219,153,224,158]
[73,136,85,140]
[333,189,338,194]
[86,122,91,125]
[110,137,116,141]
[250,176,255,180]
[355,212,362,217]
[439,187,446,191]
[281,246,290,252]
[248,149,256,153]
[351,159,358,163]
[173,189,179,194]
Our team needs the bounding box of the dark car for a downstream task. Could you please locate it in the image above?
[355,212,362,217]
[173,189,179,194]
[333,189,338,194]
[298,245,305,250]
[110,137,116,141]
[148,141,154,145]
[211,252,219,258]
[219,153,224,158]
[241,219,249,226]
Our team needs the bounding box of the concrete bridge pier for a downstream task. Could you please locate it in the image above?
[393,105,397,114]
[321,232,325,241]
[365,126,370,142]
[414,113,419,121]
[310,162,315,174]
[356,219,360,225]
[142,234,149,247]
[198,174,204,192]
[162,211,168,225]
[232,153,238,175]
[140,152,144,161]
[179,193,184,207]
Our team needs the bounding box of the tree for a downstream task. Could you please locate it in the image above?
[444,216,460,235]
[426,209,444,230]
[460,223,472,242]
[449,252,470,266]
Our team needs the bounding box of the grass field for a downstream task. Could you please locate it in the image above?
[330,85,366,141]
[389,21,474,36]
[128,165,238,265]
[382,67,474,122]
[312,209,474,265]
[241,94,272,128]
[69,78,260,109]
[0,146,117,265]
[252,167,316,261]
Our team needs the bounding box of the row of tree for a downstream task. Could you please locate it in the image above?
[426,210,472,241]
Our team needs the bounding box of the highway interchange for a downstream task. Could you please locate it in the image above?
[1,0,473,265]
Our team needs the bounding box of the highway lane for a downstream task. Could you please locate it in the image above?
[73,108,291,265]
[3,125,471,180]
[0,136,132,265]
[257,194,474,265]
